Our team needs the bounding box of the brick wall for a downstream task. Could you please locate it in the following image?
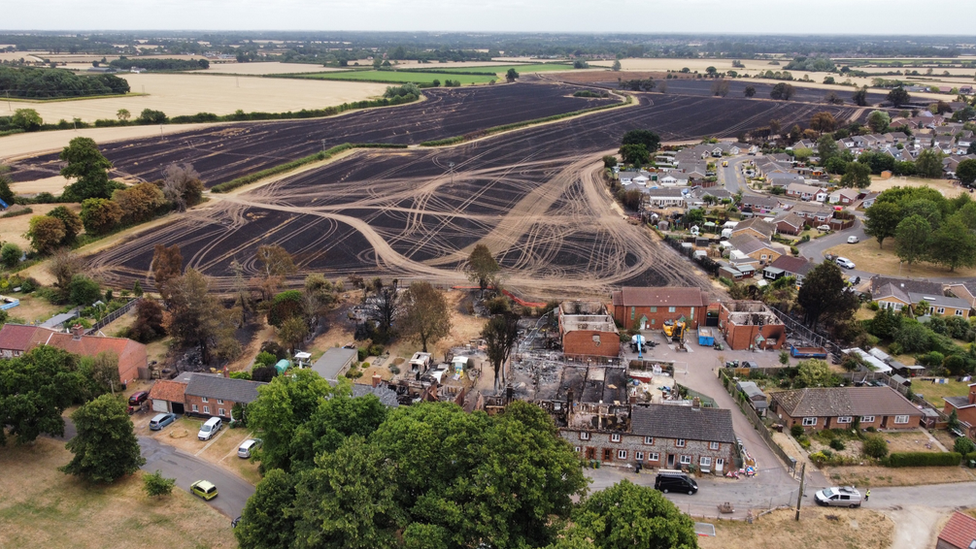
[562,330,620,358]
[560,429,736,473]
[613,305,705,331]
[184,395,237,419]
[775,409,921,432]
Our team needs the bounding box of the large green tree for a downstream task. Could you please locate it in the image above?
[957,159,976,186]
[621,129,661,155]
[552,480,699,549]
[60,393,145,483]
[797,359,832,387]
[931,215,976,271]
[79,197,123,235]
[915,149,944,179]
[840,161,871,189]
[482,312,520,391]
[797,260,858,329]
[887,86,911,107]
[400,281,452,353]
[867,110,890,133]
[466,244,500,297]
[864,201,901,249]
[852,86,869,106]
[48,205,83,244]
[25,215,66,254]
[60,137,115,201]
[236,469,299,549]
[287,391,389,472]
[816,134,839,164]
[618,143,650,166]
[11,108,43,131]
[164,268,240,363]
[0,346,81,445]
[895,214,932,266]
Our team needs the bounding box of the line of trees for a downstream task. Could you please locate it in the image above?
[0,66,129,98]
[106,57,209,71]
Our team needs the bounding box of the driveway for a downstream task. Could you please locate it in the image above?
[139,436,255,519]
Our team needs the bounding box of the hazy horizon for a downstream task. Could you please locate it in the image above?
[4,0,976,35]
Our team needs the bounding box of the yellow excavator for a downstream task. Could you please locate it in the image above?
[663,319,686,342]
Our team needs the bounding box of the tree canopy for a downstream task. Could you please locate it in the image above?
[0,346,84,445]
[621,129,661,155]
[797,260,858,329]
[399,281,452,353]
[466,244,500,296]
[59,137,116,201]
[60,393,145,483]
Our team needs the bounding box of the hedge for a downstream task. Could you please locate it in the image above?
[419,94,632,147]
[883,451,962,467]
[210,143,408,194]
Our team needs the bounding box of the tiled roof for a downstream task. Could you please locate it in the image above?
[612,287,705,308]
[732,217,775,238]
[944,395,974,410]
[350,383,400,407]
[40,332,141,363]
[908,292,971,310]
[149,379,188,403]
[870,276,944,298]
[729,234,776,256]
[768,255,814,276]
[0,324,52,352]
[771,387,922,418]
[938,511,976,549]
[630,404,736,443]
[184,373,266,404]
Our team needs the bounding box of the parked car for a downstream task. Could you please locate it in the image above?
[197,417,222,441]
[741,360,759,369]
[238,438,262,459]
[654,469,698,495]
[149,413,177,431]
[190,480,218,501]
[814,486,861,508]
[128,391,149,406]
[835,257,856,269]
[816,224,831,231]
[847,235,859,244]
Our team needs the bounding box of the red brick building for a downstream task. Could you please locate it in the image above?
[937,511,976,549]
[0,323,147,386]
[611,287,708,331]
[558,301,620,359]
[942,383,976,439]
[717,300,786,350]
[771,386,924,432]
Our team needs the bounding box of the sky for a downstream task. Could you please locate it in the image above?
[3,0,976,35]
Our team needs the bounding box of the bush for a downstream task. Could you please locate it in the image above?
[830,438,846,451]
[20,277,39,293]
[863,435,889,459]
[954,437,976,455]
[254,351,277,367]
[798,436,811,448]
[368,344,384,357]
[790,424,804,438]
[485,295,511,314]
[143,470,176,497]
[229,371,252,380]
[884,451,962,467]
[357,347,368,361]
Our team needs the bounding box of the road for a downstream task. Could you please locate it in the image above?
[55,418,255,520]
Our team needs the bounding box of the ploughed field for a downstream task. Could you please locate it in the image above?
[6,83,618,185]
[85,88,858,297]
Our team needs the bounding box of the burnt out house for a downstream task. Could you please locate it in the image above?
[717,300,786,350]
[558,399,737,473]
[557,301,621,360]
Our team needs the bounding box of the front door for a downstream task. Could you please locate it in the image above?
[667,454,675,468]
[585,447,596,460]
[639,316,648,330]
[603,448,613,462]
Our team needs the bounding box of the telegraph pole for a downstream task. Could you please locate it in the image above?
[795,462,806,521]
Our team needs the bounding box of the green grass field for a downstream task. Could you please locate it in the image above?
[910,377,971,408]
[298,70,496,85]
[430,63,575,74]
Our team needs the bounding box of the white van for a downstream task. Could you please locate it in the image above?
[197,417,222,441]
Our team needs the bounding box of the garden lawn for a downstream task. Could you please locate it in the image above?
[911,377,972,408]
[297,70,496,85]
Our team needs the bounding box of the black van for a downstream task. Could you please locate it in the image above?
[654,469,698,494]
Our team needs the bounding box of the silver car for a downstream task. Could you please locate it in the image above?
[238,438,262,459]
[835,257,856,269]
[815,486,862,508]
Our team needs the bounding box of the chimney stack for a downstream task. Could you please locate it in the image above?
[692,397,701,411]
[71,324,84,340]
[372,373,382,388]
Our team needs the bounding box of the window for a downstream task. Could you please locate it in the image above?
[861,416,875,423]
[574,446,581,454]
[648,452,660,461]
[894,415,910,424]
[802,417,817,426]
[837,416,853,424]
[203,406,210,414]
[201,397,209,403]
[710,441,720,450]
[676,439,686,447]
[937,307,946,315]
[716,458,725,468]
[635,451,644,461]
[631,307,635,320]
[679,455,692,465]
[217,399,224,405]
[668,306,676,313]
[580,432,590,441]
[644,436,654,445]
[218,408,226,417]
[618,450,628,460]
[650,306,657,313]
[700,457,712,467]
[610,433,621,443]
[191,404,198,412]
[956,309,965,316]
[603,448,613,461]
[592,334,601,346]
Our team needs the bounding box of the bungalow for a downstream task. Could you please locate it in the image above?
[729,234,784,265]
[911,292,971,319]
[739,195,781,214]
[860,192,880,208]
[610,286,708,331]
[791,202,834,224]
[768,172,805,188]
[618,171,639,185]
[936,511,976,549]
[943,383,976,439]
[771,211,804,235]
[945,281,976,309]
[560,401,737,473]
[786,182,826,201]
[828,188,860,205]
[645,188,687,208]
[730,217,775,241]
[770,386,923,432]
[659,172,689,186]
[0,323,147,386]
[763,255,814,283]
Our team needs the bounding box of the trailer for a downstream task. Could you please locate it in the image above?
[790,345,828,359]
[697,328,715,347]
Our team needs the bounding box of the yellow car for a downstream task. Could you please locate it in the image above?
[190,480,218,501]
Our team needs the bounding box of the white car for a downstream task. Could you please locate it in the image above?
[817,224,831,232]
[815,486,862,508]
[238,438,262,459]
[835,257,856,269]
[847,235,859,244]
